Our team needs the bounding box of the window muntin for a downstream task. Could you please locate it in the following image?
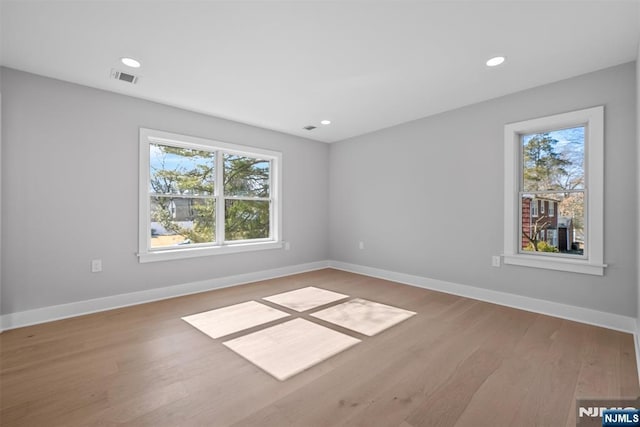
[503,106,604,275]
[139,129,282,262]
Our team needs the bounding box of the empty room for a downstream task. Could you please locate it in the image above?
[1,1,640,426]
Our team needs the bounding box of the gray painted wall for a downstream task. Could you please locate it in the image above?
[0,67,330,314]
[329,62,637,317]
[0,68,3,314]
[2,62,637,319]
[637,39,640,323]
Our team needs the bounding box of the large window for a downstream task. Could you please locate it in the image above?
[138,128,282,262]
[503,107,605,275]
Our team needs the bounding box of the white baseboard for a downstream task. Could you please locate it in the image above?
[0,260,330,331]
[2,259,636,339]
[328,260,637,334]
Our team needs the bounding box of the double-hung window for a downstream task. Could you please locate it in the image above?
[503,106,605,275]
[138,128,282,262]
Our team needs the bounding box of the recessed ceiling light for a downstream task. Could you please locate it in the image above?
[121,57,141,68]
[486,56,505,67]
[320,120,331,125]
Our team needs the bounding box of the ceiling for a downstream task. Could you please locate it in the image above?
[1,1,639,143]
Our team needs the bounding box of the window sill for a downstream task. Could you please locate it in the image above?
[502,254,606,276]
[138,241,283,263]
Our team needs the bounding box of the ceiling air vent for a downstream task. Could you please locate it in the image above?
[303,125,316,131]
[110,69,139,84]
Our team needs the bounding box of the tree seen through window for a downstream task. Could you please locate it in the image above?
[520,126,585,255]
[149,144,271,248]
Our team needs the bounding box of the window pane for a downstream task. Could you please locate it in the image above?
[225,199,270,241]
[520,191,584,255]
[150,196,215,247]
[224,154,270,197]
[150,144,215,196]
[522,126,584,192]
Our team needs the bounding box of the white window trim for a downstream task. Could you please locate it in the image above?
[503,106,606,276]
[138,128,283,263]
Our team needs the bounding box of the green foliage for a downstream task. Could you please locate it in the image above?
[224,154,270,197]
[525,240,559,253]
[151,198,215,243]
[225,200,270,240]
[150,145,270,245]
[223,154,270,240]
[522,134,571,191]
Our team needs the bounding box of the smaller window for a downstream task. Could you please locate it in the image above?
[503,106,605,275]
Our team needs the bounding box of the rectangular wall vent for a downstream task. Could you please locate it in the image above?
[110,69,139,84]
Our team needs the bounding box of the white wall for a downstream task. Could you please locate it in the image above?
[0,68,330,315]
[330,62,637,317]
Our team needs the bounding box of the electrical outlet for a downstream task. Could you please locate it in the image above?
[492,256,501,267]
[91,259,102,273]
[358,241,364,250]
[284,241,291,251]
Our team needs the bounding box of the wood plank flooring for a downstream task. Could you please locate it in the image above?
[1,268,638,426]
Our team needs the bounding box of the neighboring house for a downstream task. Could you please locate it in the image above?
[150,198,196,236]
[521,196,569,251]
[556,215,576,253]
[521,196,579,253]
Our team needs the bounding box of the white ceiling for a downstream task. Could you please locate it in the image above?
[2,1,639,143]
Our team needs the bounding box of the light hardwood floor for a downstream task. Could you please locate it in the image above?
[1,268,638,426]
